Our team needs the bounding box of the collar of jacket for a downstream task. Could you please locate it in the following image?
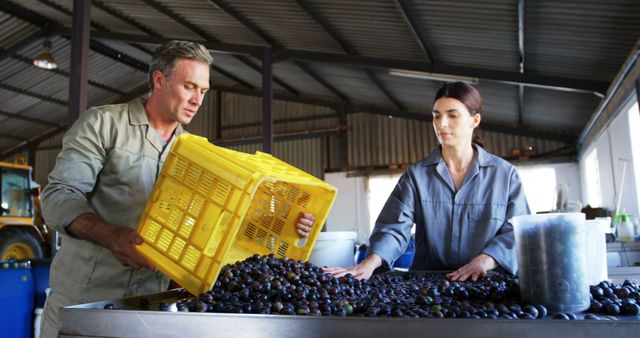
[127,97,185,135]
[421,144,496,168]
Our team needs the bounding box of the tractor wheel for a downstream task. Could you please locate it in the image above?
[0,228,44,260]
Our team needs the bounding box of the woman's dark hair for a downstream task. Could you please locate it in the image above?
[433,82,485,148]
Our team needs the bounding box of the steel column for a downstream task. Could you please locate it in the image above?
[636,77,640,108]
[517,0,526,127]
[216,90,222,140]
[262,48,273,154]
[68,0,91,126]
[28,147,36,171]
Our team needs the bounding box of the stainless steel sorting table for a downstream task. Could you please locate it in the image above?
[59,289,640,338]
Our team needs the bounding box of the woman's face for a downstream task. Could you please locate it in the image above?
[432,97,481,148]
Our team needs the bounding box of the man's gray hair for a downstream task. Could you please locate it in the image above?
[148,40,213,90]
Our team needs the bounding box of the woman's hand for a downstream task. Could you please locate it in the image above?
[323,254,382,280]
[295,212,315,238]
[446,253,497,282]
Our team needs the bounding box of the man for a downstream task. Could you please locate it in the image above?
[41,40,314,337]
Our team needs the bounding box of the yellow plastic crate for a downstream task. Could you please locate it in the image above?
[135,134,337,296]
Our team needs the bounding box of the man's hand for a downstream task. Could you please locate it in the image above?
[446,253,497,282]
[295,212,315,238]
[108,227,155,270]
[67,213,155,271]
[323,254,382,280]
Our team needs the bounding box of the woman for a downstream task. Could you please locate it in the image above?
[326,82,530,282]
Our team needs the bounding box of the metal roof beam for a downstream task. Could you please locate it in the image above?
[222,113,339,129]
[394,0,435,63]
[89,1,255,90]
[0,84,148,160]
[364,68,406,111]
[38,0,155,56]
[295,0,404,110]
[63,29,608,94]
[0,2,150,77]
[210,65,255,90]
[89,30,262,55]
[207,0,276,46]
[12,54,127,96]
[0,134,29,142]
[207,0,349,102]
[0,1,53,27]
[0,109,61,128]
[0,125,66,160]
[216,126,345,148]
[0,29,50,63]
[0,83,67,106]
[91,0,157,36]
[87,38,149,73]
[277,49,609,94]
[208,84,340,108]
[295,0,353,54]
[142,0,300,96]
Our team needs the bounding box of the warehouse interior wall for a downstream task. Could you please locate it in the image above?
[324,172,370,244]
[516,162,582,214]
[579,97,640,217]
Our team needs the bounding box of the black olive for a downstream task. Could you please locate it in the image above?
[605,303,620,316]
[552,313,570,320]
[621,303,640,316]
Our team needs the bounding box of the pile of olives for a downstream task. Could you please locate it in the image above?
[589,280,640,316]
[130,254,638,320]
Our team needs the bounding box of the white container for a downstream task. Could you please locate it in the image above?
[308,231,357,268]
[34,307,43,338]
[618,215,635,242]
[584,219,608,285]
[511,213,590,313]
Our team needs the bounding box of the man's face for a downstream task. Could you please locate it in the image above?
[153,57,210,125]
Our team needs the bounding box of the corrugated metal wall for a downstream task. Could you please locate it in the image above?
[34,133,64,186]
[348,112,567,168]
[218,93,338,140]
[183,89,219,140]
[480,129,566,159]
[225,138,324,180]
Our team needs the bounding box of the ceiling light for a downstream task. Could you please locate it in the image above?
[33,39,57,70]
[389,69,478,84]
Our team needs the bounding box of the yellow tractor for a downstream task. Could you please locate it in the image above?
[0,159,49,260]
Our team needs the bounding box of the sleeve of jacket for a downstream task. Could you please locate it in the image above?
[481,167,530,274]
[368,170,417,268]
[41,107,111,234]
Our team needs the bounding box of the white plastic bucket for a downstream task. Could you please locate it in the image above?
[34,307,43,338]
[511,213,590,313]
[584,219,608,285]
[309,231,357,268]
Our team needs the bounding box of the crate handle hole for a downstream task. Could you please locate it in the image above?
[296,238,307,247]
